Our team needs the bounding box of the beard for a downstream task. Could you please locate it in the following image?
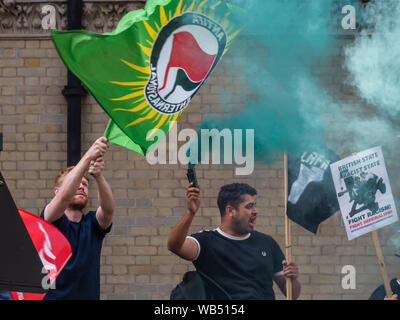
[68,196,88,211]
[231,214,252,235]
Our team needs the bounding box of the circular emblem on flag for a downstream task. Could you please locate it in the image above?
[144,12,227,115]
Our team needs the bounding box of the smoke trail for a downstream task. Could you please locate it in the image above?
[345,1,400,118]
[193,0,339,165]
[343,0,400,251]
[338,0,400,156]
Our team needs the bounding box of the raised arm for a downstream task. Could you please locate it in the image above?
[89,156,115,230]
[44,137,109,223]
[167,183,201,261]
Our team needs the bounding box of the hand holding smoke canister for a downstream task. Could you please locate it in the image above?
[187,163,199,188]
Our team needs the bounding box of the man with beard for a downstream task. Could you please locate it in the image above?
[41,137,114,299]
[168,183,301,299]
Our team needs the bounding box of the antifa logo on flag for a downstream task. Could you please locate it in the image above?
[287,148,341,234]
[145,12,227,115]
[158,31,217,98]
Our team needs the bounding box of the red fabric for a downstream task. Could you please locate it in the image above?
[9,209,72,300]
[159,31,216,91]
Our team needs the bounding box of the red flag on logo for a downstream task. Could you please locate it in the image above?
[9,209,72,300]
[159,31,217,91]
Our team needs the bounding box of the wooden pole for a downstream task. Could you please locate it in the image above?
[371,230,392,298]
[284,152,292,300]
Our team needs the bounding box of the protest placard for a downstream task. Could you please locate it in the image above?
[330,146,398,240]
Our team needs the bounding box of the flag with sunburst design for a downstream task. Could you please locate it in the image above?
[51,0,242,155]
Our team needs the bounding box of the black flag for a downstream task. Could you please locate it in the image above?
[287,148,340,234]
[0,171,47,293]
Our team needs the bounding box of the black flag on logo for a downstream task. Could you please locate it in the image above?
[287,148,340,234]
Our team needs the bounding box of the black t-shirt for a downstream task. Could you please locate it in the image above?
[369,278,400,300]
[189,228,285,300]
[40,209,111,300]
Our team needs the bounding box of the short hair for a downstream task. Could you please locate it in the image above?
[55,166,89,187]
[217,183,257,217]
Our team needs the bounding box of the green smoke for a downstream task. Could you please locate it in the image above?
[343,0,400,254]
[189,0,400,182]
[196,0,339,164]
[345,1,400,117]
[341,0,400,154]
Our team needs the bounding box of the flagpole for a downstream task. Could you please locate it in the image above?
[371,230,392,298]
[284,152,292,300]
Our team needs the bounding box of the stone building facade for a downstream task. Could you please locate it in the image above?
[0,0,399,300]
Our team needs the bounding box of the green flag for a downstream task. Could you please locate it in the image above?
[51,0,241,156]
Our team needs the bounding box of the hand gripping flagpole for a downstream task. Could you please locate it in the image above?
[284,152,292,300]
